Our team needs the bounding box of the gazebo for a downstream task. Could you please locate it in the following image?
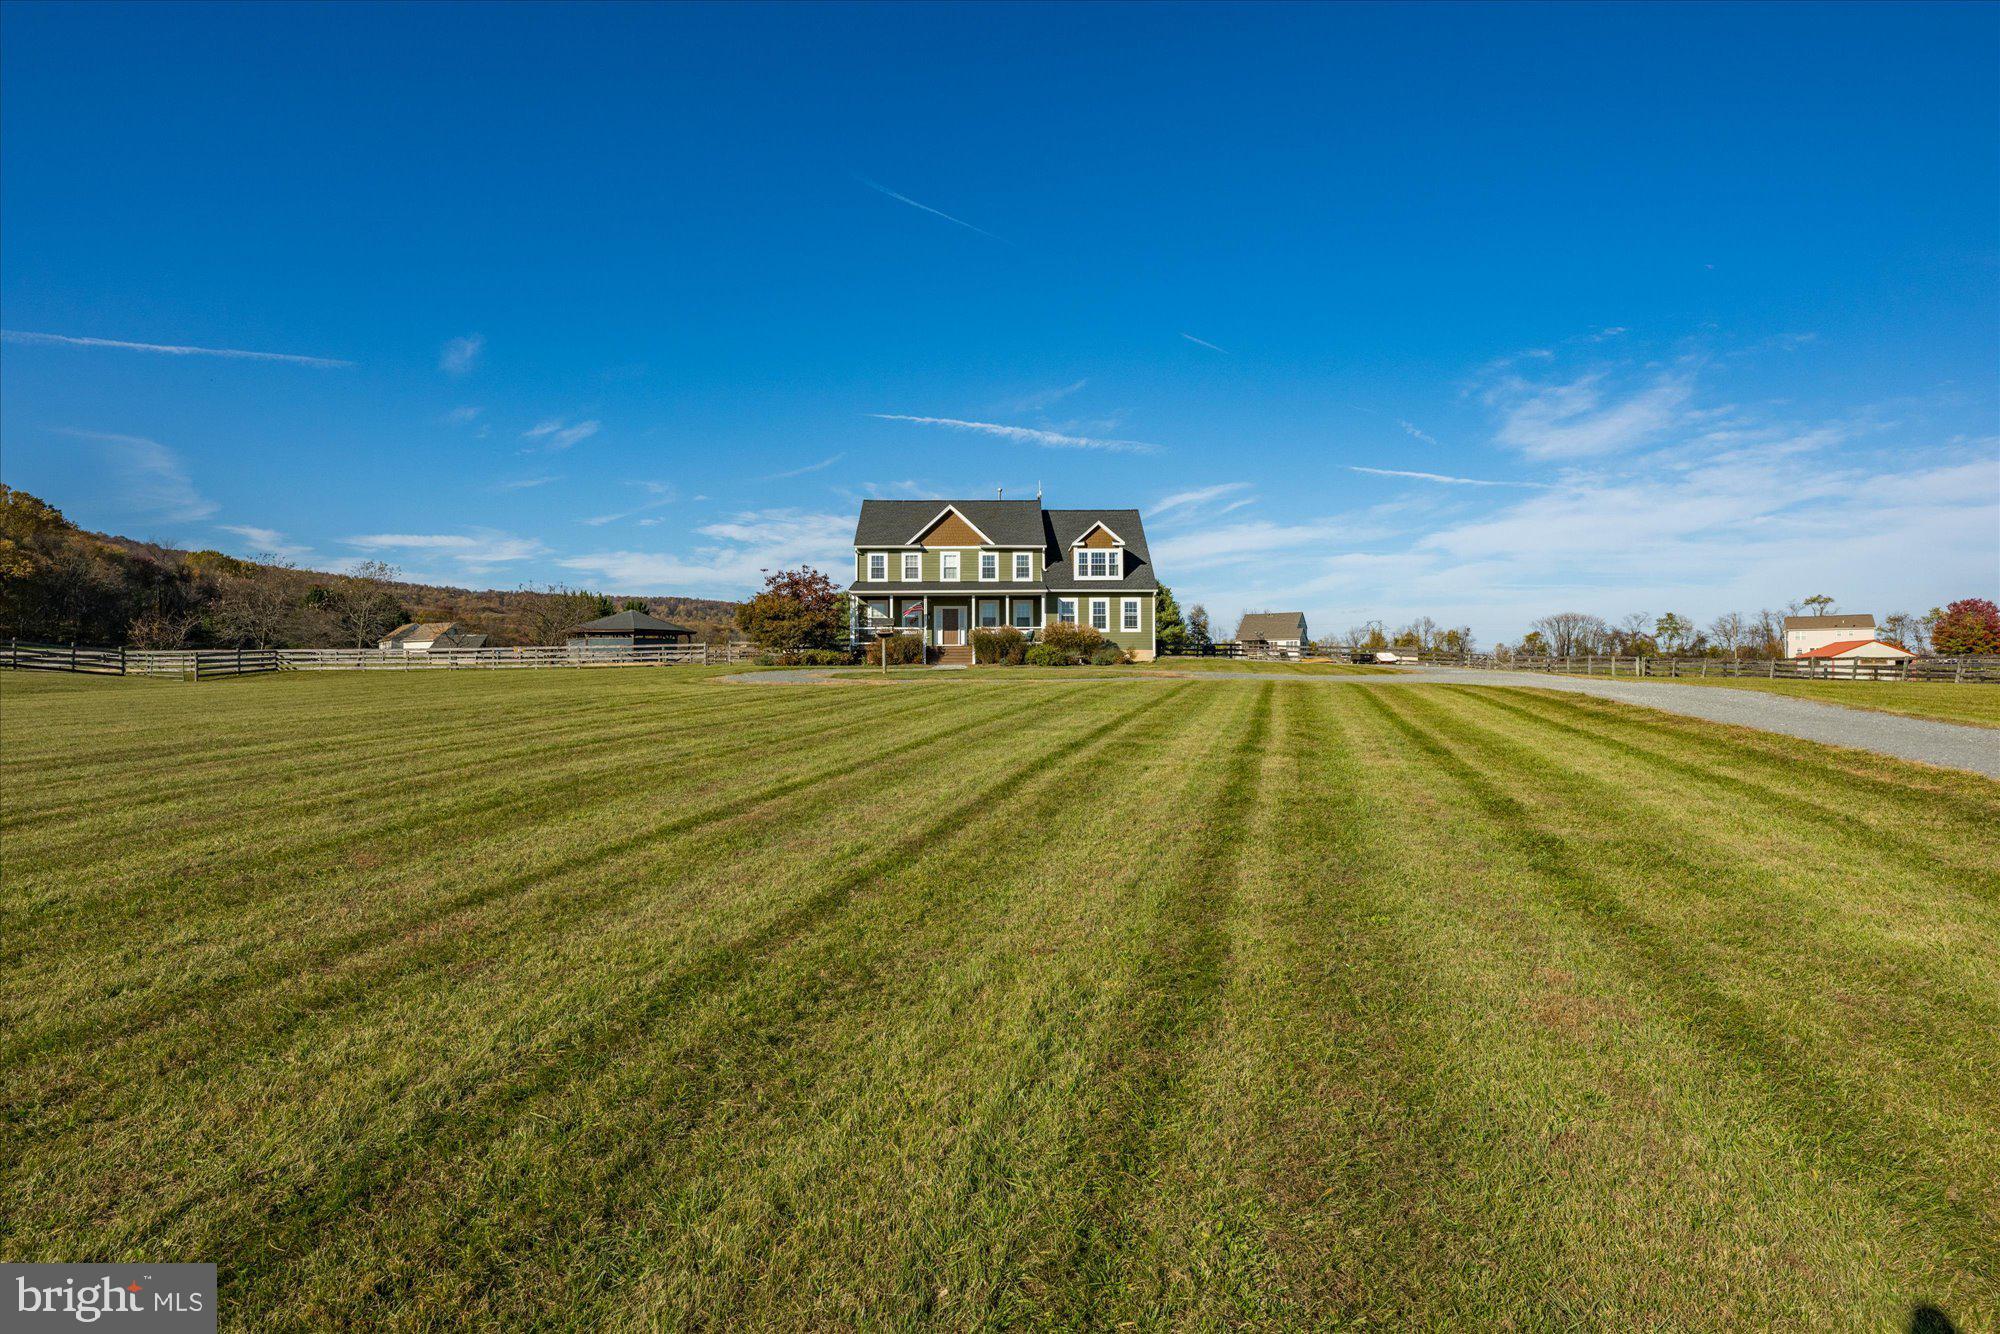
[565,610,696,652]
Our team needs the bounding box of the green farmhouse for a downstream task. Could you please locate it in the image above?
[847,498,1160,663]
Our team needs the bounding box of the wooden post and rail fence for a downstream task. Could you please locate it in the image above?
[1,640,761,679]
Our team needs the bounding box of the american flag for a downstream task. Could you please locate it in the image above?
[903,599,924,623]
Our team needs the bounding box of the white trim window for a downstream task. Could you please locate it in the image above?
[1089,599,1109,631]
[979,551,998,581]
[941,551,961,581]
[978,599,1001,627]
[1057,598,1078,624]
[867,552,887,581]
[1013,551,1032,580]
[902,552,921,580]
[1011,599,1035,629]
[1074,548,1120,579]
[1122,598,1141,632]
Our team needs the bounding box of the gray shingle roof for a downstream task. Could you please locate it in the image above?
[852,500,1048,547]
[570,610,694,634]
[380,621,459,645]
[1782,614,1874,630]
[1236,612,1308,642]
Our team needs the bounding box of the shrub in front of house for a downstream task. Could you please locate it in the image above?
[1089,645,1126,666]
[1023,643,1069,668]
[864,634,926,666]
[971,626,1027,664]
[758,647,856,666]
[1038,622,1109,665]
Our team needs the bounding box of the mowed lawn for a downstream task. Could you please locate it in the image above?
[2,668,1996,1330]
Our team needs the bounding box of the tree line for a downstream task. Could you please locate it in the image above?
[1502,598,1997,660]
[0,487,739,648]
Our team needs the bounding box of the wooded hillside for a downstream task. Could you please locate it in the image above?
[0,487,739,647]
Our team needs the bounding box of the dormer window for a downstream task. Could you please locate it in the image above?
[1075,548,1120,579]
[867,552,887,581]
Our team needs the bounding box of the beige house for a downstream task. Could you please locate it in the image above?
[1236,612,1309,658]
[378,621,487,652]
[1783,613,1874,659]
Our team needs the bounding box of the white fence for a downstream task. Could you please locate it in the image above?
[1403,652,2000,683]
[3,640,759,680]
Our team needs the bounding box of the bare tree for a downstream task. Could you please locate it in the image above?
[1881,610,1928,654]
[214,559,308,647]
[328,560,406,648]
[1752,608,1787,658]
[1707,611,1748,661]
[1532,612,1607,658]
[517,584,605,645]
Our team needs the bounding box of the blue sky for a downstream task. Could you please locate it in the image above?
[3,1,1994,642]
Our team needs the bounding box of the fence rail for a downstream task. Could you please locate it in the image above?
[1397,652,2000,683]
[3,640,759,679]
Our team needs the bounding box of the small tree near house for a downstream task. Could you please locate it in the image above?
[736,567,846,653]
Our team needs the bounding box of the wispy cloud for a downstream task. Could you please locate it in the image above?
[584,480,677,526]
[870,413,1158,454]
[340,529,548,569]
[1346,465,1548,489]
[496,475,561,490]
[55,429,217,521]
[562,508,855,598]
[5,329,351,368]
[1484,366,1696,460]
[1007,379,1089,414]
[439,333,485,376]
[855,176,1009,243]
[1398,420,1439,447]
[763,453,845,480]
[446,405,483,424]
[522,418,601,450]
[1154,482,1254,516]
[216,524,310,559]
[1180,333,1230,355]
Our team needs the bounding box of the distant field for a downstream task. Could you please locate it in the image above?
[1668,675,2000,728]
[3,668,1994,1329]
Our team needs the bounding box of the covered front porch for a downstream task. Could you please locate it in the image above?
[852,594,1047,661]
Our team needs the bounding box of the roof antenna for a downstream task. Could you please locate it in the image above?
[1036,479,1043,500]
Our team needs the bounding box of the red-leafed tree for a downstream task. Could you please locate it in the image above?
[1928,598,2000,656]
[735,567,847,652]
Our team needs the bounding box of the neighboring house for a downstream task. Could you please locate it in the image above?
[1795,638,1914,663]
[566,609,697,652]
[378,621,487,651]
[1235,612,1309,656]
[847,498,1160,662]
[1783,614,1875,659]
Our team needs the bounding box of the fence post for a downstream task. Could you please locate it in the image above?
[121,646,127,676]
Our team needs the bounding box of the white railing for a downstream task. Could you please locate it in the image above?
[3,639,759,679]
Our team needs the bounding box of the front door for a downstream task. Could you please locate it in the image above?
[940,607,964,646]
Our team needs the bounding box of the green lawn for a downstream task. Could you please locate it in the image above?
[3,668,1995,1329]
[1135,656,1393,675]
[1667,675,2000,728]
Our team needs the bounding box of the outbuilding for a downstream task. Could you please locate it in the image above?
[565,609,697,652]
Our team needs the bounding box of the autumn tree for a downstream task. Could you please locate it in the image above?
[1929,598,2000,656]
[736,567,846,652]
[327,560,408,648]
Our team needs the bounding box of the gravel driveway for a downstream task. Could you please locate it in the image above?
[725,666,2000,778]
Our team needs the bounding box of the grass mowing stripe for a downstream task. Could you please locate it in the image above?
[318,688,1247,1326]
[1013,684,1275,1327]
[1450,688,2000,895]
[170,684,1199,1286]
[1356,686,1999,1285]
[0,684,876,879]
[0,682,1089,1118]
